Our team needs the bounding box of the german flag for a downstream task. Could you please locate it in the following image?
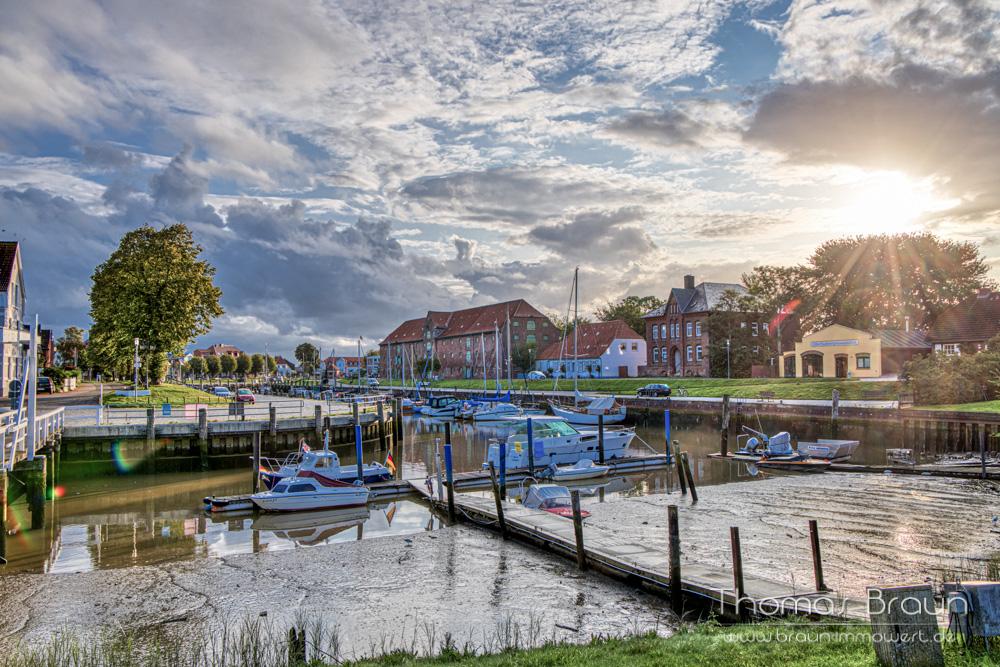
[385,451,397,476]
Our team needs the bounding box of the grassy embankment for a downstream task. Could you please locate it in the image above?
[919,400,1000,414]
[4,621,995,667]
[101,383,228,408]
[397,377,900,401]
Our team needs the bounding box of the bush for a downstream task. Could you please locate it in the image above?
[902,334,1000,405]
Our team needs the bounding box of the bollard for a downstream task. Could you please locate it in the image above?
[809,519,827,591]
[597,414,605,464]
[674,442,687,495]
[664,410,672,464]
[681,452,698,503]
[444,443,455,522]
[252,431,262,493]
[527,417,535,473]
[730,526,746,620]
[354,422,364,482]
[488,462,507,538]
[571,490,586,570]
[668,504,681,613]
[499,441,507,498]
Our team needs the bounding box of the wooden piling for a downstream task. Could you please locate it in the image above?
[314,405,323,444]
[809,519,826,591]
[444,442,456,522]
[268,405,277,437]
[720,394,730,457]
[571,490,586,570]
[597,414,605,464]
[287,627,306,667]
[668,504,681,613]
[198,408,209,470]
[681,452,697,503]
[0,470,7,563]
[730,526,746,620]
[527,418,535,473]
[674,442,687,495]
[488,462,507,538]
[980,427,987,480]
[377,402,387,455]
[145,407,155,450]
[252,431,261,493]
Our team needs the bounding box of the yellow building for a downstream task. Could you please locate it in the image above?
[782,324,929,379]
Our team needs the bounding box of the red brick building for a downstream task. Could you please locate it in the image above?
[193,343,242,358]
[380,300,555,380]
[926,289,1000,355]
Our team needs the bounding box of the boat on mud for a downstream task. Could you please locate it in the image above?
[727,427,831,473]
[542,458,610,482]
[523,484,590,518]
[796,438,861,462]
[251,474,370,512]
[259,445,391,490]
[484,416,634,469]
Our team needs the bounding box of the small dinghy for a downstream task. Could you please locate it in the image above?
[730,428,830,473]
[522,484,590,519]
[544,458,610,482]
[796,439,861,462]
[204,495,254,513]
[251,473,370,512]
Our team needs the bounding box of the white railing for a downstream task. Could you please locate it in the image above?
[0,407,65,471]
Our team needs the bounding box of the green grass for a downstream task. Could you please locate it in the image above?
[919,400,1000,414]
[101,383,228,407]
[398,377,900,401]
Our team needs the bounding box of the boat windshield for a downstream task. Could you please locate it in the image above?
[510,420,579,439]
[287,483,313,493]
[272,483,289,493]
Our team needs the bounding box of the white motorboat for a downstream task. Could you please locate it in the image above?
[259,447,391,490]
[251,474,370,512]
[523,484,590,519]
[544,458,610,481]
[472,402,523,421]
[420,396,461,418]
[796,439,861,462]
[484,416,635,469]
[549,395,627,425]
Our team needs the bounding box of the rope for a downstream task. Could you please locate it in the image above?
[631,433,662,455]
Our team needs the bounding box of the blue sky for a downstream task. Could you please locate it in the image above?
[1,0,998,357]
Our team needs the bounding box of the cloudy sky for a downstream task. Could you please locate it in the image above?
[2,0,998,357]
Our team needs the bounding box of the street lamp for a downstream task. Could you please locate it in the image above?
[726,338,731,379]
[133,337,140,394]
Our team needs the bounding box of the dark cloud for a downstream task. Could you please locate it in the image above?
[525,207,656,262]
[605,108,709,148]
[81,143,142,170]
[148,147,223,225]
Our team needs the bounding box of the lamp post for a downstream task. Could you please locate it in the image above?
[133,337,140,394]
[726,338,731,379]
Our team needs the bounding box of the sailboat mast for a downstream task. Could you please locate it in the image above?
[573,266,579,402]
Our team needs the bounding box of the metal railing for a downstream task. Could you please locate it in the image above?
[0,407,65,471]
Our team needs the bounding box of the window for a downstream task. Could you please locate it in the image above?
[856,354,871,369]
[513,320,520,327]
[465,351,471,362]
[513,334,520,341]
[940,343,961,356]
[762,322,769,334]
[670,323,675,338]
[619,343,626,352]
[740,322,747,329]
[696,345,703,361]
[752,322,759,336]
[661,346,668,362]
[686,322,692,337]
[752,346,759,354]
[653,347,660,362]
[526,320,536,330]
[287,484,313,493]
[631,342,638,351]
[695,321,702,336]
[652,325,658,340]
[686,345,692,361]
[660,324,667,339]
[526,334,536,345]
[543,335,549,341]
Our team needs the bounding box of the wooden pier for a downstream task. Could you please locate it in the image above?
[412,479,867,621]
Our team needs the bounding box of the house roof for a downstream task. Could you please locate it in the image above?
[273,356,294,366]
[381,317,426,345]
[194,343,242,357]
[870,329,931,349]
[0,242,20,292]
[381,300,550,344]
[537,320,643,360]
[642,282,745,318]
[926,291,1000,344]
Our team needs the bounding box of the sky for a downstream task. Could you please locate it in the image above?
[2,0,998,359]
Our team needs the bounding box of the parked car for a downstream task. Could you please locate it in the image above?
[526,370,546,380]
[367,377,380,387]
[212,386,233,398]
[36,377,56,394]
[235,388,255,403]
[636,383,671,397]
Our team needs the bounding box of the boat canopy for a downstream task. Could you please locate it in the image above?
[585,396,617,412]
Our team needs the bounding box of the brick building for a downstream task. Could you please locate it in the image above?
[926,289,1000,355]
[641,275,781,377]
[380,300,555,380]
[193,343,242,358]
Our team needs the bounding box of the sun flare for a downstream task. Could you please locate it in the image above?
[835,171,958,235]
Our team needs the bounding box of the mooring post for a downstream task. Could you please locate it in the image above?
[268,405,277,437]
[808,519,827,591]
[831,389,840,438]
[681,452,698,503]
[668,504,681,613]
[198,408,209,470]
[0,470,6,563]
[354,420,364,483]
[488,462,507,538]
[314,405,323,445]
[145,407,155,450]
[527,417,535,473]
[444,442,455,522]
[721,394,730,457]
[597,414,605,464]
[730,526,746,620]
[435,439,444,502]
[664,409,672,464]
[252,431,261,493]
[499,441,507,497]
[571,490,586,570]
[376,402,387,458]
[980,428,987,480]
[674,442,687,494]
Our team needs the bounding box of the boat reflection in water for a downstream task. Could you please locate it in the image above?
[254,505,377,546]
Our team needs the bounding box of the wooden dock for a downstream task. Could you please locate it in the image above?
[412,480,868,621]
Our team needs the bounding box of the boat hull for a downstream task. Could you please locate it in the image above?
[260,467,390,490]
[251,489,370,512]
[549,403,627,425]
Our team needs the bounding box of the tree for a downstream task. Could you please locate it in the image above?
[901,337,1000,405]
[595,295,664,336]
[235,352,250,377]
[56,326,87,367]
[220,354,236,376]
[295,342,321,374]
[266,356,277,374]
[187,356,206,377]
[706,290,775,378]
[88,224,223,383]
[251,353,265,376]
[547,312,591,335]
[511,343,537,375]
[205,354,221,377]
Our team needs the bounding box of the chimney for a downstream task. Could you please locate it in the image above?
[683,274,695,290]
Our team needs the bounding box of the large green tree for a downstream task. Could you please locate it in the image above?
[707,290,776,378]
[187,356,206,377]
[56,326,88,367]
[220,354,236,376]
[235,352,251,377]
[295,342,321,374]
[89,225,223,383]
[594,295,663,335]
[204,354,221,377]
[250,353,265,376]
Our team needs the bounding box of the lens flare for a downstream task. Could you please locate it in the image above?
[111,440,141,474]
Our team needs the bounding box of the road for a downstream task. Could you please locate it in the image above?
[5,382,126,410]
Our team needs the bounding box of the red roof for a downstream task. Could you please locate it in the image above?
[273,356,294,366]
[381,300,550,345]
[537,320,643,360]
[381,317,425,345]
[193,343,242,357]
[0,242,20,291]
[927,291,1000,344]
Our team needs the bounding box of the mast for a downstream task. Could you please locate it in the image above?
[494,322,501,394]
[357,337,362,393]
[505,307,512,390]
[480,331,487,392]
[573,266,579,403]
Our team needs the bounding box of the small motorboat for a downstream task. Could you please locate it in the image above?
[420,396,461,418]
[472,402,523,421]
[797,439,861,462]
[259,445,391,490]
[731,428,830,473]
[204,494,254,513]
[522,484,590,519]
[483,416,635,469]
[543,458,610,482]
[251,473,370,512]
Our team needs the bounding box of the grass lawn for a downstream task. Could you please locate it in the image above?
[347,622,991,667]
[919,400,1000,414]
[397,377,900,401]
[101,383,228,407]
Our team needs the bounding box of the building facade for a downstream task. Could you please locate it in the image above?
[781,324,929,378]
[535,320,646,378]
[926,289,1000,355]
[193,343,243,358]
[0,242,26,398]
[380,300,555,380]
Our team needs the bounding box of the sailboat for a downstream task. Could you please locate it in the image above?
[548,268,628,425]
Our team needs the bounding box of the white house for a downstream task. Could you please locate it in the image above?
[273,356,295,377]
[535,320,647,378]
[0,242,26,397]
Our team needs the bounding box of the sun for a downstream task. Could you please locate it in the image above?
[835,171,958,235]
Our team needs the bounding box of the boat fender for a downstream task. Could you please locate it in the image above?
[746,436,762,453]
